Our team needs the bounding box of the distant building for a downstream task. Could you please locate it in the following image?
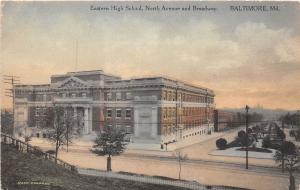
[14,70,215,146]
[213,110,235,132]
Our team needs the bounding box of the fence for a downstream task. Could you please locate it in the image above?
[1,133,77,173]
[78,168,248,190]
[1,133,248,190]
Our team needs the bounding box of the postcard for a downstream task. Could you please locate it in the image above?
[1,1,300,190]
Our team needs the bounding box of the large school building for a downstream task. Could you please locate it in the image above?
[14,70,215,146]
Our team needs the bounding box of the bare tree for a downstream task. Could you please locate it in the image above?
[44,105,80,157]
[64,106,76,152]
[47,106,67,160]
[174,151,188,180]
[91,125,127,171]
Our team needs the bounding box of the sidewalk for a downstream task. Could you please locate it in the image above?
[27,126,275,166]
[77,168,211,190]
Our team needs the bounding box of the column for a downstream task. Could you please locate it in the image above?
[99,107,104,131]
[84,107,89,134]
[88,107,92,133]
[73,106,77,129]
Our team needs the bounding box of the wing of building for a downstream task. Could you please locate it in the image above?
[14,70,215,146]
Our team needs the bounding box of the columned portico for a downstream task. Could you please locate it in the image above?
[72,105,92,135]
[83,107,92,134]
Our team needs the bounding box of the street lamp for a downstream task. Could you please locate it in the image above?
[245,105,250,169]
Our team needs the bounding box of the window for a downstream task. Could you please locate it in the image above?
[72,93,76,98]
[163,91,168,100]
[125,126,132,134]
[168,92,172,101]
[163,108,167,119]
[172,93,176,101]
[107,109,112,118]
[82,93,87,97]
[163,125,168,134]
[116,109,122,118]
[42,107,47,116]
[35,107,40,116]
[116,92,122,101]
[107,93,112,101]
[43,94,47,101]
[126,92,132,100]
[125,109,131,119]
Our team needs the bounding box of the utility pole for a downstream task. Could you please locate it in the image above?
[245,105,250,169]
[3,75,21,136]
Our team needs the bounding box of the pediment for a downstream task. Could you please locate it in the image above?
[58,77,89,88]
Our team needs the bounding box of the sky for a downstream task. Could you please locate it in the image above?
[1,1,300,110]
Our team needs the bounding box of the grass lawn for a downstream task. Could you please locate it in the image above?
[1,143,188,190]
[236,147,273,153]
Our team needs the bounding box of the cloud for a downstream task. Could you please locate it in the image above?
[1,9,300,109]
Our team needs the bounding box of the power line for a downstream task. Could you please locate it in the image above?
[3,75,21,135]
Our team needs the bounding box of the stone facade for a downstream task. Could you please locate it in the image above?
[14,70,215,144]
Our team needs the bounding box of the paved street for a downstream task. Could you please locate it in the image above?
[28,127,299,190]
[125,126,275,166]
[57,150,295,190]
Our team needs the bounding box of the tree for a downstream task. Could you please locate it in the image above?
[248,128,253,134]
[91,125,127,171]
[262,135,271,148]
[281,141,296,173]
[45,105,78,157]
[248,112,264,123]
[238,130,246,138]
[274,142,299,190]
[275,126,286,141]
[216,138,227,150]
[63,106,76,152]
[47,106,67,160]
[1,109,13,135]
[237,130,248,146]
[174,151,187,180]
